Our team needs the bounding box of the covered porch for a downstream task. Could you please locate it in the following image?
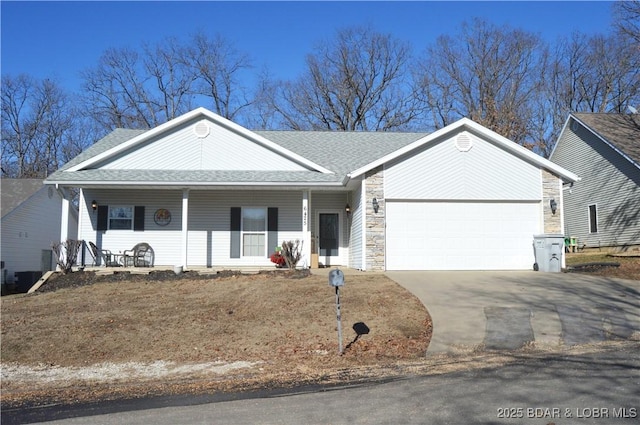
[67,186,357,271]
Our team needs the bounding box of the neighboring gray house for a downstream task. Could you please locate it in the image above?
[1,179,78,287]
[45,107,578,271]
[550,113,640,250]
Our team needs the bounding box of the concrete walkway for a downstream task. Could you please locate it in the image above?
[386,271,640,355]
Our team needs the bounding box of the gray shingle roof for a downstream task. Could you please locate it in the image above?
[57,128,148,171]
[47,127,429,185]
[256,131,428,176]
[47,169,345,184]
[1,179,45,218]
[574,113,640,166]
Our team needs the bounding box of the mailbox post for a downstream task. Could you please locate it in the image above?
[328,269,345,355]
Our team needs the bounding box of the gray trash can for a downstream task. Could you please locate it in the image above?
[533,234,564,272]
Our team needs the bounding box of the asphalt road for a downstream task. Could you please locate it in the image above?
[5,342,639,425]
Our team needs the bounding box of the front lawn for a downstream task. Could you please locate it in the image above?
[1,270,431,406]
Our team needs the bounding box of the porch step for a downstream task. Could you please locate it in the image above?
[27,271,55,294]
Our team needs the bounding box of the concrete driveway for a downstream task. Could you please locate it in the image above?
[386,271,640,355]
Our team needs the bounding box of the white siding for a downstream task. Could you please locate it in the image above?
[348,183,363,270]
[98,118,307,171]
[80,189,306,268]
[385,131,541,201]
[188,190,302,267]
[79,189,184,266]
[2,188,75,282]
[383,130,545,270]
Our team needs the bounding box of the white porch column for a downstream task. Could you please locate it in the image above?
[559,178,566,270]
[57,186,70,269]
[302,190,311,268]
[181,189,189,270]
[360,179,367,271]
[59,188,70,242]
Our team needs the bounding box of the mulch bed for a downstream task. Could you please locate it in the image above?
[36,268,311,293]
[565,262,621,273]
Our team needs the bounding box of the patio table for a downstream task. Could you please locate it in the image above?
[109,253,127,267]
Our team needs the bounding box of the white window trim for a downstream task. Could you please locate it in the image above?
[588,203,598,234]
[241,207,267,257]
[315,209,344,263]
[109,205,134,230]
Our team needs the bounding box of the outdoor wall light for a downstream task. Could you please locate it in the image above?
[345,204,351,217]
[372,198,379,213]
[91,200,98,212]
[549,199,557,215]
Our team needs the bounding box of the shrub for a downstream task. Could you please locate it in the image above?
[52,239,82,274]
[280,240,303,269]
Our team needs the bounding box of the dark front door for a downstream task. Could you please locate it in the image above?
[319,213,339,258]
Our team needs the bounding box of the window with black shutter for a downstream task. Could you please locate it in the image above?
[230,207,241,258]
[96,205,145,231]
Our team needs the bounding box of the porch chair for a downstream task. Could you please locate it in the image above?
[88,241,122,267]
[564,236,579,253]
[123,242,155,267]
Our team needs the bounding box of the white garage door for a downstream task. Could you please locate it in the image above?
[386,201,541,270]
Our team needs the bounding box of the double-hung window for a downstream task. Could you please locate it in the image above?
[109,206,133,230]
[242,208,266,256]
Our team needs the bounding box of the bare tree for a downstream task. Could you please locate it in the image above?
[546,31,640,135]
[1,74,84,178]
[614,0,640,43]
[243,67,280,129]
[183,32,253,120]
[81,47,155,130]
[143,37,197,122]
[269,26,418,131]
[81,38,197,132]
[580,34,640,113]
[414,19,547,149]
[2,74,36,177]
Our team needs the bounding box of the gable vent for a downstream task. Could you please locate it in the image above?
[455,133,473,152]
[194,121,210,138]
[570,119,579,132]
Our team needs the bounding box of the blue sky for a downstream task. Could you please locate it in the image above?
[2,1,616,93]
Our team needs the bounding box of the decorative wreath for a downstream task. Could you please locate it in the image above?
[154,208,172,226]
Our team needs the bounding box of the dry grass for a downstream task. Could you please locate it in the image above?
[4,257,636,408]
[565,252,640,280]
[1,270,430,406]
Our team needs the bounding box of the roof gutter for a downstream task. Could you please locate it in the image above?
[45,180,346,189]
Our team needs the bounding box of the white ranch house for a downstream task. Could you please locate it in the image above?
[45,107,578,271]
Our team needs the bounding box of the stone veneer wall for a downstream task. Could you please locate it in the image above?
[542,169,562,234]
[365,166,385,271]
